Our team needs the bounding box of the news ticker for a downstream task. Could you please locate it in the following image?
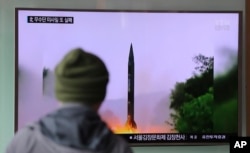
[120,134,250,152]
[27,16,74,24]
[120,133,237,143]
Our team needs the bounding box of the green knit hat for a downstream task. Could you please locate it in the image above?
[54,48,109,105]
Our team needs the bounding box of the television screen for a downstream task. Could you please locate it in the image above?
[15,8,242,145]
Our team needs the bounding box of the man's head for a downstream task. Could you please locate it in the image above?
[54,48,109,109]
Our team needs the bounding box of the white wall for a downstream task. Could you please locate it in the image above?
[0,0,245,153]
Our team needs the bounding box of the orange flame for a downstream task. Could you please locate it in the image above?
[106,121,176,134]
[112,125,138,134]
[100,111,176,134]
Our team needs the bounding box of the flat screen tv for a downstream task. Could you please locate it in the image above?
[15,8,243,146]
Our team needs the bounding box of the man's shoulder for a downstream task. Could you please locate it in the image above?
[5,123,39,153]
[15,123,38,140]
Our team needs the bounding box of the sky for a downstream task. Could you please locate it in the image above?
[17,10,240,131]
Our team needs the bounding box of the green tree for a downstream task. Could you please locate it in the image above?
[170,82,193,110]
[169,54,214,133]
[193,54,214,74]
[185,55,213,98]
[213,98,238,133]
[175,89,213,133]
[169,54,214,111]
[213,63,238,133]
[214,64,238,104]
[169,52,238,134]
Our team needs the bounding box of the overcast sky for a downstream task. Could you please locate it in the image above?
[18,11,239,100]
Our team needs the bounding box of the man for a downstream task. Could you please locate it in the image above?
[6,48,133,153]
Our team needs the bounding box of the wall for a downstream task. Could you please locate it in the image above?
[0,0,245,153]
[246,0,250,136]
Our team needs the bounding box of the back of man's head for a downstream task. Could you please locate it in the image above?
[54,48,109,106]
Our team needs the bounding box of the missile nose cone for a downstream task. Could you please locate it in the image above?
[129,43,134,61]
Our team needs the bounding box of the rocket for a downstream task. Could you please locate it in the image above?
[125,43,137,130]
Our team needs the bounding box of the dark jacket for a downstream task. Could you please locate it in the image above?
[6,104,133,153]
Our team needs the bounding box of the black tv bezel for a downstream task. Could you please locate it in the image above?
[15,8,243,147]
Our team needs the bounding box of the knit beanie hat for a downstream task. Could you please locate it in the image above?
[54,48,109,105]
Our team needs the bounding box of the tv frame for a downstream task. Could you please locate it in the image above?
[246,0,250,136]
[15,8,243,146]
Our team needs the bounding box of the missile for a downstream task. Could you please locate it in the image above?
[125,43,137,130]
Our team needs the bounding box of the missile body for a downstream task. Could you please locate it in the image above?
[125,43,137,130]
